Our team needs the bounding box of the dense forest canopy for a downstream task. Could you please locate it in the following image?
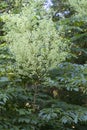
[0,0,87,130]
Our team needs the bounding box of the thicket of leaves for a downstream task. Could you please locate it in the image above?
[52,0,87,64]
[0,0,87,130]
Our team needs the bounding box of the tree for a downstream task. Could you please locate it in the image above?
[51,0,87,64]
[49,0,87,129]
[3,0,69,85]
[1,0,71,129]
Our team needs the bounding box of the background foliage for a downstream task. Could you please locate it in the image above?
[0,0,87,130]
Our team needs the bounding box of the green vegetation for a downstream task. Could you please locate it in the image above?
[0,0,87,130]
